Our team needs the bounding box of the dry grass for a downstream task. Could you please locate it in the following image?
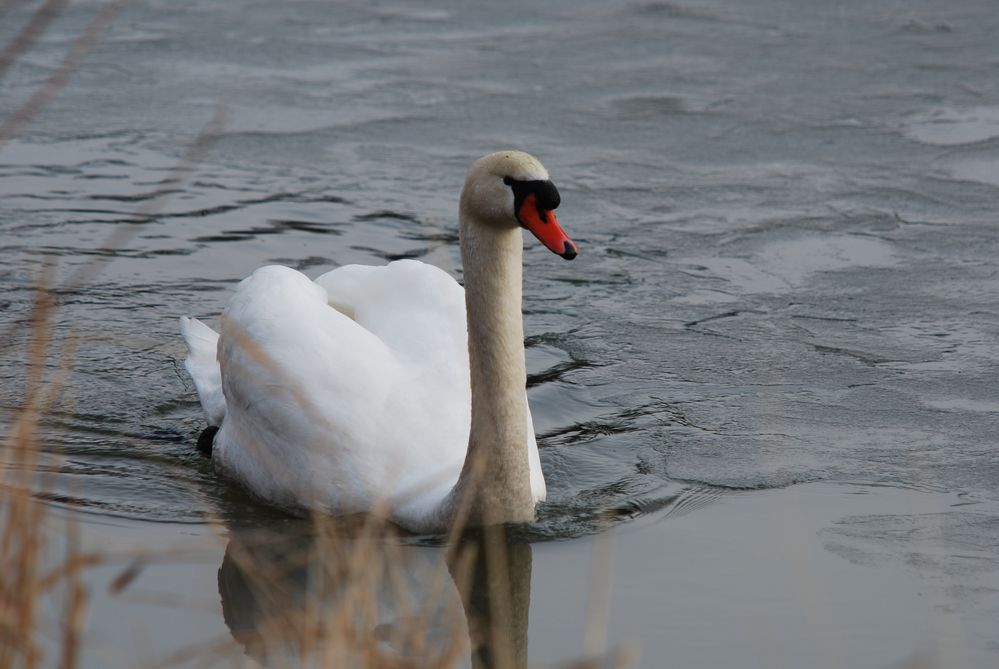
[0,0,127,147]
[0,5,110,664]
[0,267,92,669]
[200,515,634,669]
[212,516,471,669]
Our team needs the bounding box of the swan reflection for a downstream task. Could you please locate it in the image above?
[217,518,531,669]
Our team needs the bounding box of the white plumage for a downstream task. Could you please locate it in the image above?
[180,151,576,531]
[181,261,545,529]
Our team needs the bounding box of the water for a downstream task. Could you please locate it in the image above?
[2,0,999,666]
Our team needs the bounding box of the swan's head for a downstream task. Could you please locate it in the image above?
[460,150,578,260]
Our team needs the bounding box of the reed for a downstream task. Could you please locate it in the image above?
[1,2,115,664]
[0,267,93,669]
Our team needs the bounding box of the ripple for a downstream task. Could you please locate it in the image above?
[903,106,999,146]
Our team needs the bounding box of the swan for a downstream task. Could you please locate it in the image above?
[180,151,577,532]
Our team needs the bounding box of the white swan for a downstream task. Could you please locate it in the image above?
[180,151,577,532]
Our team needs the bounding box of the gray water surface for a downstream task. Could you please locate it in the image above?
[2,0,999,666]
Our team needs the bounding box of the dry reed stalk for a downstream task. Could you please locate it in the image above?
[0,92,224,358]
[777,496,846,669]
[1,267,54,669]
[582,515,616,660]
[0,0,70,80]
[0,266,92,669]
[0,8,231,666]
[0,0,127,146]
[55,512,85,669]
[214,513,473,669]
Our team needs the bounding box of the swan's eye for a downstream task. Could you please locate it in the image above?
[504,178,560,212]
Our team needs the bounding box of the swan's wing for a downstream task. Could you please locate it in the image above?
[314,259,467,370]
[213,264,471,517]
[212,265,392,508]
[312,260,475,517]
[179,316,226,426]
[199,261,539,522]
[319,260,547,505]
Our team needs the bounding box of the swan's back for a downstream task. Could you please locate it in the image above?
[315,259,467,372]
[211,262,472,525]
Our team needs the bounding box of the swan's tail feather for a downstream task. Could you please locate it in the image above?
[179,316,226,426]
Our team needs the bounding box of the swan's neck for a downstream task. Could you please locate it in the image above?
[449,213,535,526]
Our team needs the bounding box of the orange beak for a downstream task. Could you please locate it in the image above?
[517,193,578,260]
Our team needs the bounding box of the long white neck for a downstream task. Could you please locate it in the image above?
[444,208,535,526]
